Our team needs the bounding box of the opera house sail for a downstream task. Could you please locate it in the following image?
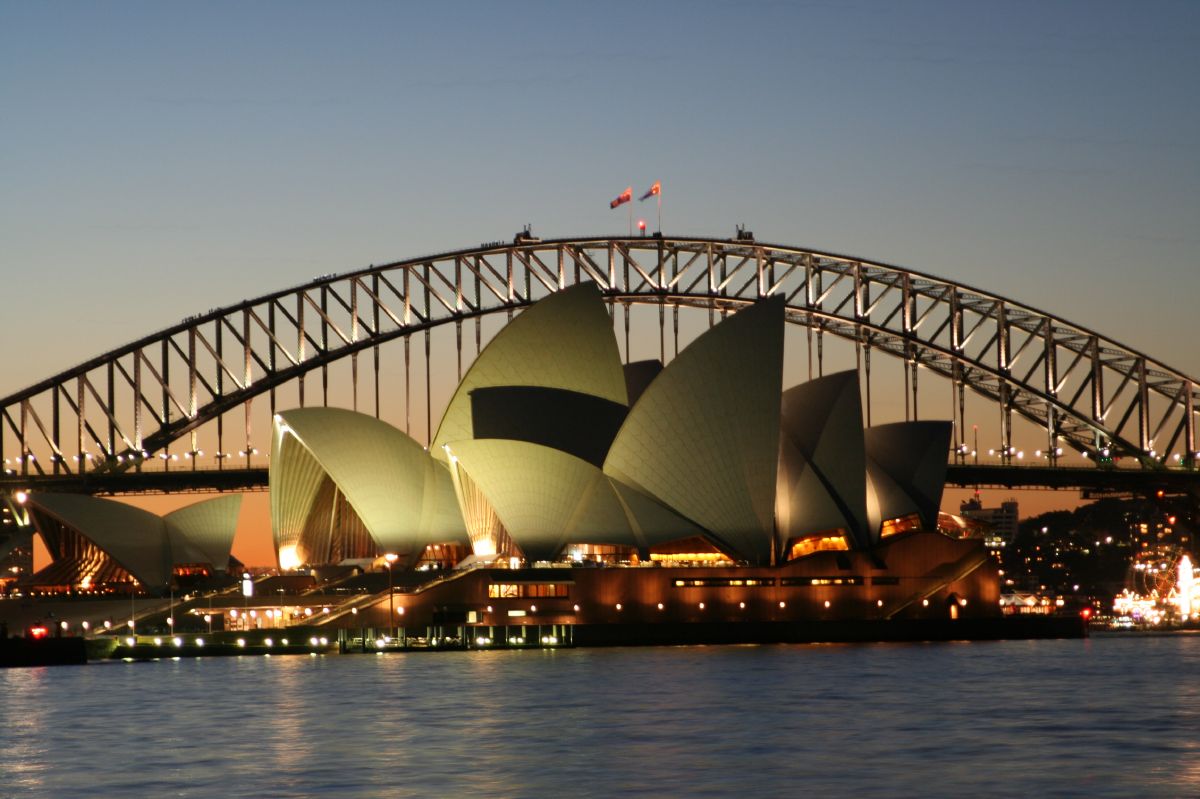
[20,493,241,593]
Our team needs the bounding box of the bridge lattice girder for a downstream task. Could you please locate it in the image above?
[2,236,1197,481]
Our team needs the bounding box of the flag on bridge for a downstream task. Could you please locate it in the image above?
[639,181,661,201]
[610,187,632,209]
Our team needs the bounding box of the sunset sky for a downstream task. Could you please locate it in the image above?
[4,1,1197,565]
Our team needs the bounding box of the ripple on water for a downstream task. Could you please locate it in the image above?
[2,636,1199,798]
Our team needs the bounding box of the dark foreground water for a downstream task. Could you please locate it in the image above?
[2,635,1198,798]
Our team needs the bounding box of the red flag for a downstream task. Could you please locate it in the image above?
[639,181,661,201]
[610,186,632,209]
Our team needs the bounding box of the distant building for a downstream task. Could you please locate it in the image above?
[1130,508,1192,555]
[0,530,33,594]
[961,497,1019,548]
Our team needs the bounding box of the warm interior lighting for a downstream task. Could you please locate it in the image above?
[787,533,850,560]
[649,551,733,564]
[649,536,733,565]
[880,514,922,539]
[563,542,637,565]
[489,583,569,599]
[278,545,301,571]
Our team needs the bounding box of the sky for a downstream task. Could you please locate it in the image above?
[3,1,1198,565]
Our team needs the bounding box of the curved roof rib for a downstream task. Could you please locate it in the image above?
[777,370,871,550]
[448,439,703,563]
[164,494,242,572]
[270,424,330,560]
[604,296,785,564]
[271,408,466,567]
[865,421,953,535]
[431,281,627,461]
[26,492,172,589]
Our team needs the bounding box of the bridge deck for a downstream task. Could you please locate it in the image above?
[2,464,1196,497]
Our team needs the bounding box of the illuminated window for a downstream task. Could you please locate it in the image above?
[880,514,923,539]
[780,576,864,586]
[487,583,569,599]
[672,577,776,588]
[649,536,734,566]
[562,543,637,565]
[786,533,850,560]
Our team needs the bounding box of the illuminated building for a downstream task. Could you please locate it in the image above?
[960,497,1019,548]
[268,282,1005,636]
[19,493,242,594]
[0,527,33,595]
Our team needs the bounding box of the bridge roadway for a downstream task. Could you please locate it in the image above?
[3,465,1197,498]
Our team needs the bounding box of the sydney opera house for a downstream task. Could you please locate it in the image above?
[265,283,1000,643]
[4,282,1006,644]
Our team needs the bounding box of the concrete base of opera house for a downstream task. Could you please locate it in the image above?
[0,616,1086,668]
[1,534,1088,667]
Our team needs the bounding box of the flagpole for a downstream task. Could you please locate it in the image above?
[657,188,662,233]
[628,201,633,237]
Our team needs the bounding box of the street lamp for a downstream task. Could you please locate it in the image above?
[384,553,399,641]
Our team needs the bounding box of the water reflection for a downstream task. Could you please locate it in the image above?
[1,666,51,792]
[1,637,1198,797]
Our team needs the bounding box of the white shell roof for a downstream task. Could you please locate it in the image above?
[26,492,240,588]
[431,281,627,461]
[164,494,242,572]
[604,297,785,564]
[777,370,870,549]
[448,438,703,562]
[865,421,953,534]
[271,407,466,566]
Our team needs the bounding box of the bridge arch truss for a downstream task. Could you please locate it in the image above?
[2,236,1197,483]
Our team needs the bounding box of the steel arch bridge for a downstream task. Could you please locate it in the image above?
[2,234,1197,491]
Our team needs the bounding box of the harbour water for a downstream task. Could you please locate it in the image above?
[2,634,1198,798]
